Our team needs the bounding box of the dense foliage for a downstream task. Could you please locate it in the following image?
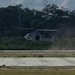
[0,4,75,38]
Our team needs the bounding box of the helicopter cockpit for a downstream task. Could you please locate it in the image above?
[24,31,45,41]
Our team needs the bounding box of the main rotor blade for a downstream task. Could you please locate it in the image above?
[36,29,58,31]
[13,27,33,30]
[13,27,58,31]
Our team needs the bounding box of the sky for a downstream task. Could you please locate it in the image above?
[0,0,75,11]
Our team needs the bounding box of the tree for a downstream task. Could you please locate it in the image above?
[43,4,58,18]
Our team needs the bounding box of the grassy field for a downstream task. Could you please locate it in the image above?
[0,68,75,75]
[0,37,75,50]
[0,37,51,50]
[0,37,75,57]
[0,52,75,57]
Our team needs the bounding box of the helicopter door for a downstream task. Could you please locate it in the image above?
[35,36,40,41]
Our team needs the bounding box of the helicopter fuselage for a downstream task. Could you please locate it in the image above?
[24,31,51,41]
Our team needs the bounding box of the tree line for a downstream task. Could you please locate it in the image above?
[0,4,75,38]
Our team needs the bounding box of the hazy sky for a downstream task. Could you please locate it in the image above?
[0,0,75,11]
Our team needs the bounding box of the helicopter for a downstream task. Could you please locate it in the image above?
[14,27,58,41]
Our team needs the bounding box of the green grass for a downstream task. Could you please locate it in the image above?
[0,37,75,50]
[0,37,51,50]
[0,68,75,75]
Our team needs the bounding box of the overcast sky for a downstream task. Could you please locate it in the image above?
[0,0,75,11]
